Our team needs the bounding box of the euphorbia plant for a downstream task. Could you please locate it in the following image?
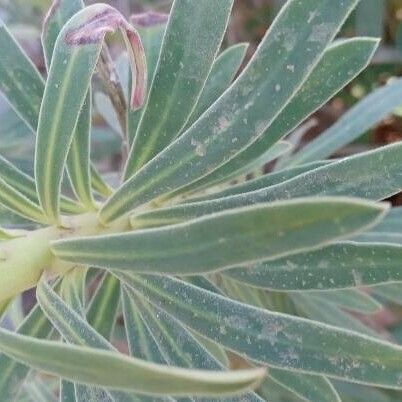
[2,0,402,400]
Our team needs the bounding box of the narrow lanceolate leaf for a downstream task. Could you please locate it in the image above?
[183,43,248,130]
[0,154,84,215]
[0,177,47,224]
[122,287,166,363]
[35,4,147,224]
[87,273,120,339]
[124,288,265,402]
[90,165,113,197]
[42,0,103,210]
[0,327,265,396]
[0,6,106,210]
[0,304,52,400]
[169,37,379,198]
[225,242,402,291]
[125,0,234,176]
[121,273,402,390]
[53,198,386,275]
[134,141,402,225]
[268,368,341,402]
[0,18,44,130]
[289,77,402,165]
[102,0,360,223]
[37,278,126,402]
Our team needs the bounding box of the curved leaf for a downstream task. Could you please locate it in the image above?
[0,327,265,396]
[42,0,96,210]
[35,3,147,223]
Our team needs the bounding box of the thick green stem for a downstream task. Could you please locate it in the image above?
[0,213,130,303]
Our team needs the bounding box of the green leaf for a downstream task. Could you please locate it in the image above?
[291,293,377,336]
[121,273,402,389]
[125,0,234,175]
[268,368,341,402]
[194,161,329,201]
[225,242,402,291]
[183,140,293,198]
[123,287,265,401]
[0,327,265,396]
[0,154,84,215]
[0,177,47,224]
[126,288,223,369]
[90,165,113,198]
[122,287,166,363]
[35,3,147,224]
[0,18,44,130]
[134,141,402,225]
[86,273,120,340]
[37,277,129,402]
[167,37,378,198]
[183,43,248,130]
[101,0,359,224]
[288,77,402,166]
[53,198,386,275]
[0,8,106,210]
[303,289,382,314]
[60,381,76,402]
[0,303,52,400]
[42,0,96,209]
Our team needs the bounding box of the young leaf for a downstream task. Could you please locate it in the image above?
[289,77,402,165]
[35,3,147,224]
[53,198,386,275]
[121,273,402,390]
[125,0,234,175]
[101,0,360,223]
[225,242,402,291]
